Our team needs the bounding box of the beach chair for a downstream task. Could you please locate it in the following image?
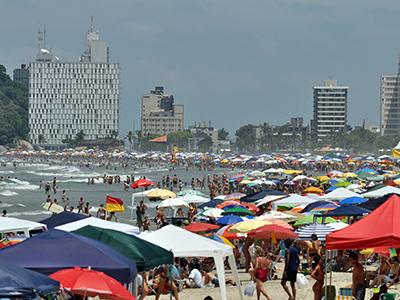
[335,296,355,300]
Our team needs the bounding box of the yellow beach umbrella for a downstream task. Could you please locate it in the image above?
[303,186,324,194]
[147,189,176,200]
[283,170,303,175]
[239,179,253,185]
[317,176,330,182]
[229,219,272,233]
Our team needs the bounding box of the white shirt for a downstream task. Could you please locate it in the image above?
[189,268,203,288]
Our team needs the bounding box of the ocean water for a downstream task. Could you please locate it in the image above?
[0,161,234,223]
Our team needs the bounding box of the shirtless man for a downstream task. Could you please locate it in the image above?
[350,252,366,300]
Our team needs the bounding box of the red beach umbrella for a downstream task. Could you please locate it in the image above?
[130,178,155,189]
[184,222,220,233]
[50,267,135,300]
[248,224,298,240]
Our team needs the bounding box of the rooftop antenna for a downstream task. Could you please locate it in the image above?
[37,28,43,52]
[90,16,94,32]
[43,26,47,49]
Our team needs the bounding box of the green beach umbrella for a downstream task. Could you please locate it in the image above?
[74,225,173,272]
[294,215,337,227]
[334,181,352,188]
[176,189,207,197]
[222,207,254,216]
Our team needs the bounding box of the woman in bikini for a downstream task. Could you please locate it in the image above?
[311,255,325,300]
[250,248,272,300]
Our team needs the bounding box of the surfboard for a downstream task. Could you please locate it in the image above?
[42,202,64,214]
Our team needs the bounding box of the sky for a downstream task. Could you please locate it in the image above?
[1,0,400,136]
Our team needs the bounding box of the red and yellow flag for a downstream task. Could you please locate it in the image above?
[106,195,125,212]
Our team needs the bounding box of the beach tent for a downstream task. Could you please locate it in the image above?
[241,190,286,203]
[74,226,173,272]
[40,211,89,229]
[321,205,370,217]
[361,186,400,198]
[0,229,136,283]
[272,194,316,210]
[140,225,243,300]
[0,261,59,298]
[319,187,360,201]
[56,217,139,235]
[0,217,47,238]
[327,194,400,250]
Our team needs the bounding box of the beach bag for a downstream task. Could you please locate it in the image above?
[244,282,255,297]
[296,273,309,289]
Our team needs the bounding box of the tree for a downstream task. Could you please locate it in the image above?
[38,134,46,144]
[197,133,213,152]
[218,128,229,140]
[0,64,29,145]
[235,124,256,152]
[167,131,193,149]
[75,130,85,142]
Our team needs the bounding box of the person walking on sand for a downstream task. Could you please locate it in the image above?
[349,252,366,300]
[311,255,324,300]
[249,248,272,300]
[281,239,299,300]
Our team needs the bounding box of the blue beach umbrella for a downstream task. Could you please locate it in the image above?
[217,214,244,225]
[339,196,367,206]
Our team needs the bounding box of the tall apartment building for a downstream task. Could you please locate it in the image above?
[380,57,400,136]
[311,79,348,140]
[13,64,29,86]
[141,86,184,136]
[28,22,120,148]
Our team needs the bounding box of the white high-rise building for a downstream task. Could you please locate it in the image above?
[28,22,120,148]
[380,57,400,136]
[311,79,348,140]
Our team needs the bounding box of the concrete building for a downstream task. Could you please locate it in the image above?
[141,86,184,136]
[28,23,120,148]
[13,64,29,86]
[380,57,400,136]
[311,79,348,140]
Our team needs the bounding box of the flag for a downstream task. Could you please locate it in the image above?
[106,195,125,212]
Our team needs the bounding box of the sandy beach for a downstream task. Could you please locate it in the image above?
[144,269,400,300]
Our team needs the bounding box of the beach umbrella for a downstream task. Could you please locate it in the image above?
[301,201,338,213]
[50,267,134,300]
[73,226,173,272]
[241,190,287,203]
[158,198,189,208]
[250,170,265,177]
[339,196,367,205]
[303,186,324,194]
[198,199,224,209]
[216,225,245,240]
[217,214,244,225]
[178,194,210,204]
[200,208,224,218]
[210,234,235,248]
[147,189,176,200]
[225,193,247,200]
[293,215,337,227]
[0,261,59,298]
[229,220,272,233]
[176,189,207,197]
[40,212,89,229]
[248,224,298,240]
[256,217,293,229]
[130,178,155,189]
[184,223,220,233]
[217,200,241,209]
[296,223,346,241]
[222,207,254,216]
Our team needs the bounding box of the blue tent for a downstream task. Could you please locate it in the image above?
[40,211,89,228]
[339,196,367,206]
[217,214,243,225]
[241,189,286,203]
[321,205,370,217]
[0,261,59,298]
[0,229,136,283]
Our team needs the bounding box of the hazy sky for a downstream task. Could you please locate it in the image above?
[1,0,400,136]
